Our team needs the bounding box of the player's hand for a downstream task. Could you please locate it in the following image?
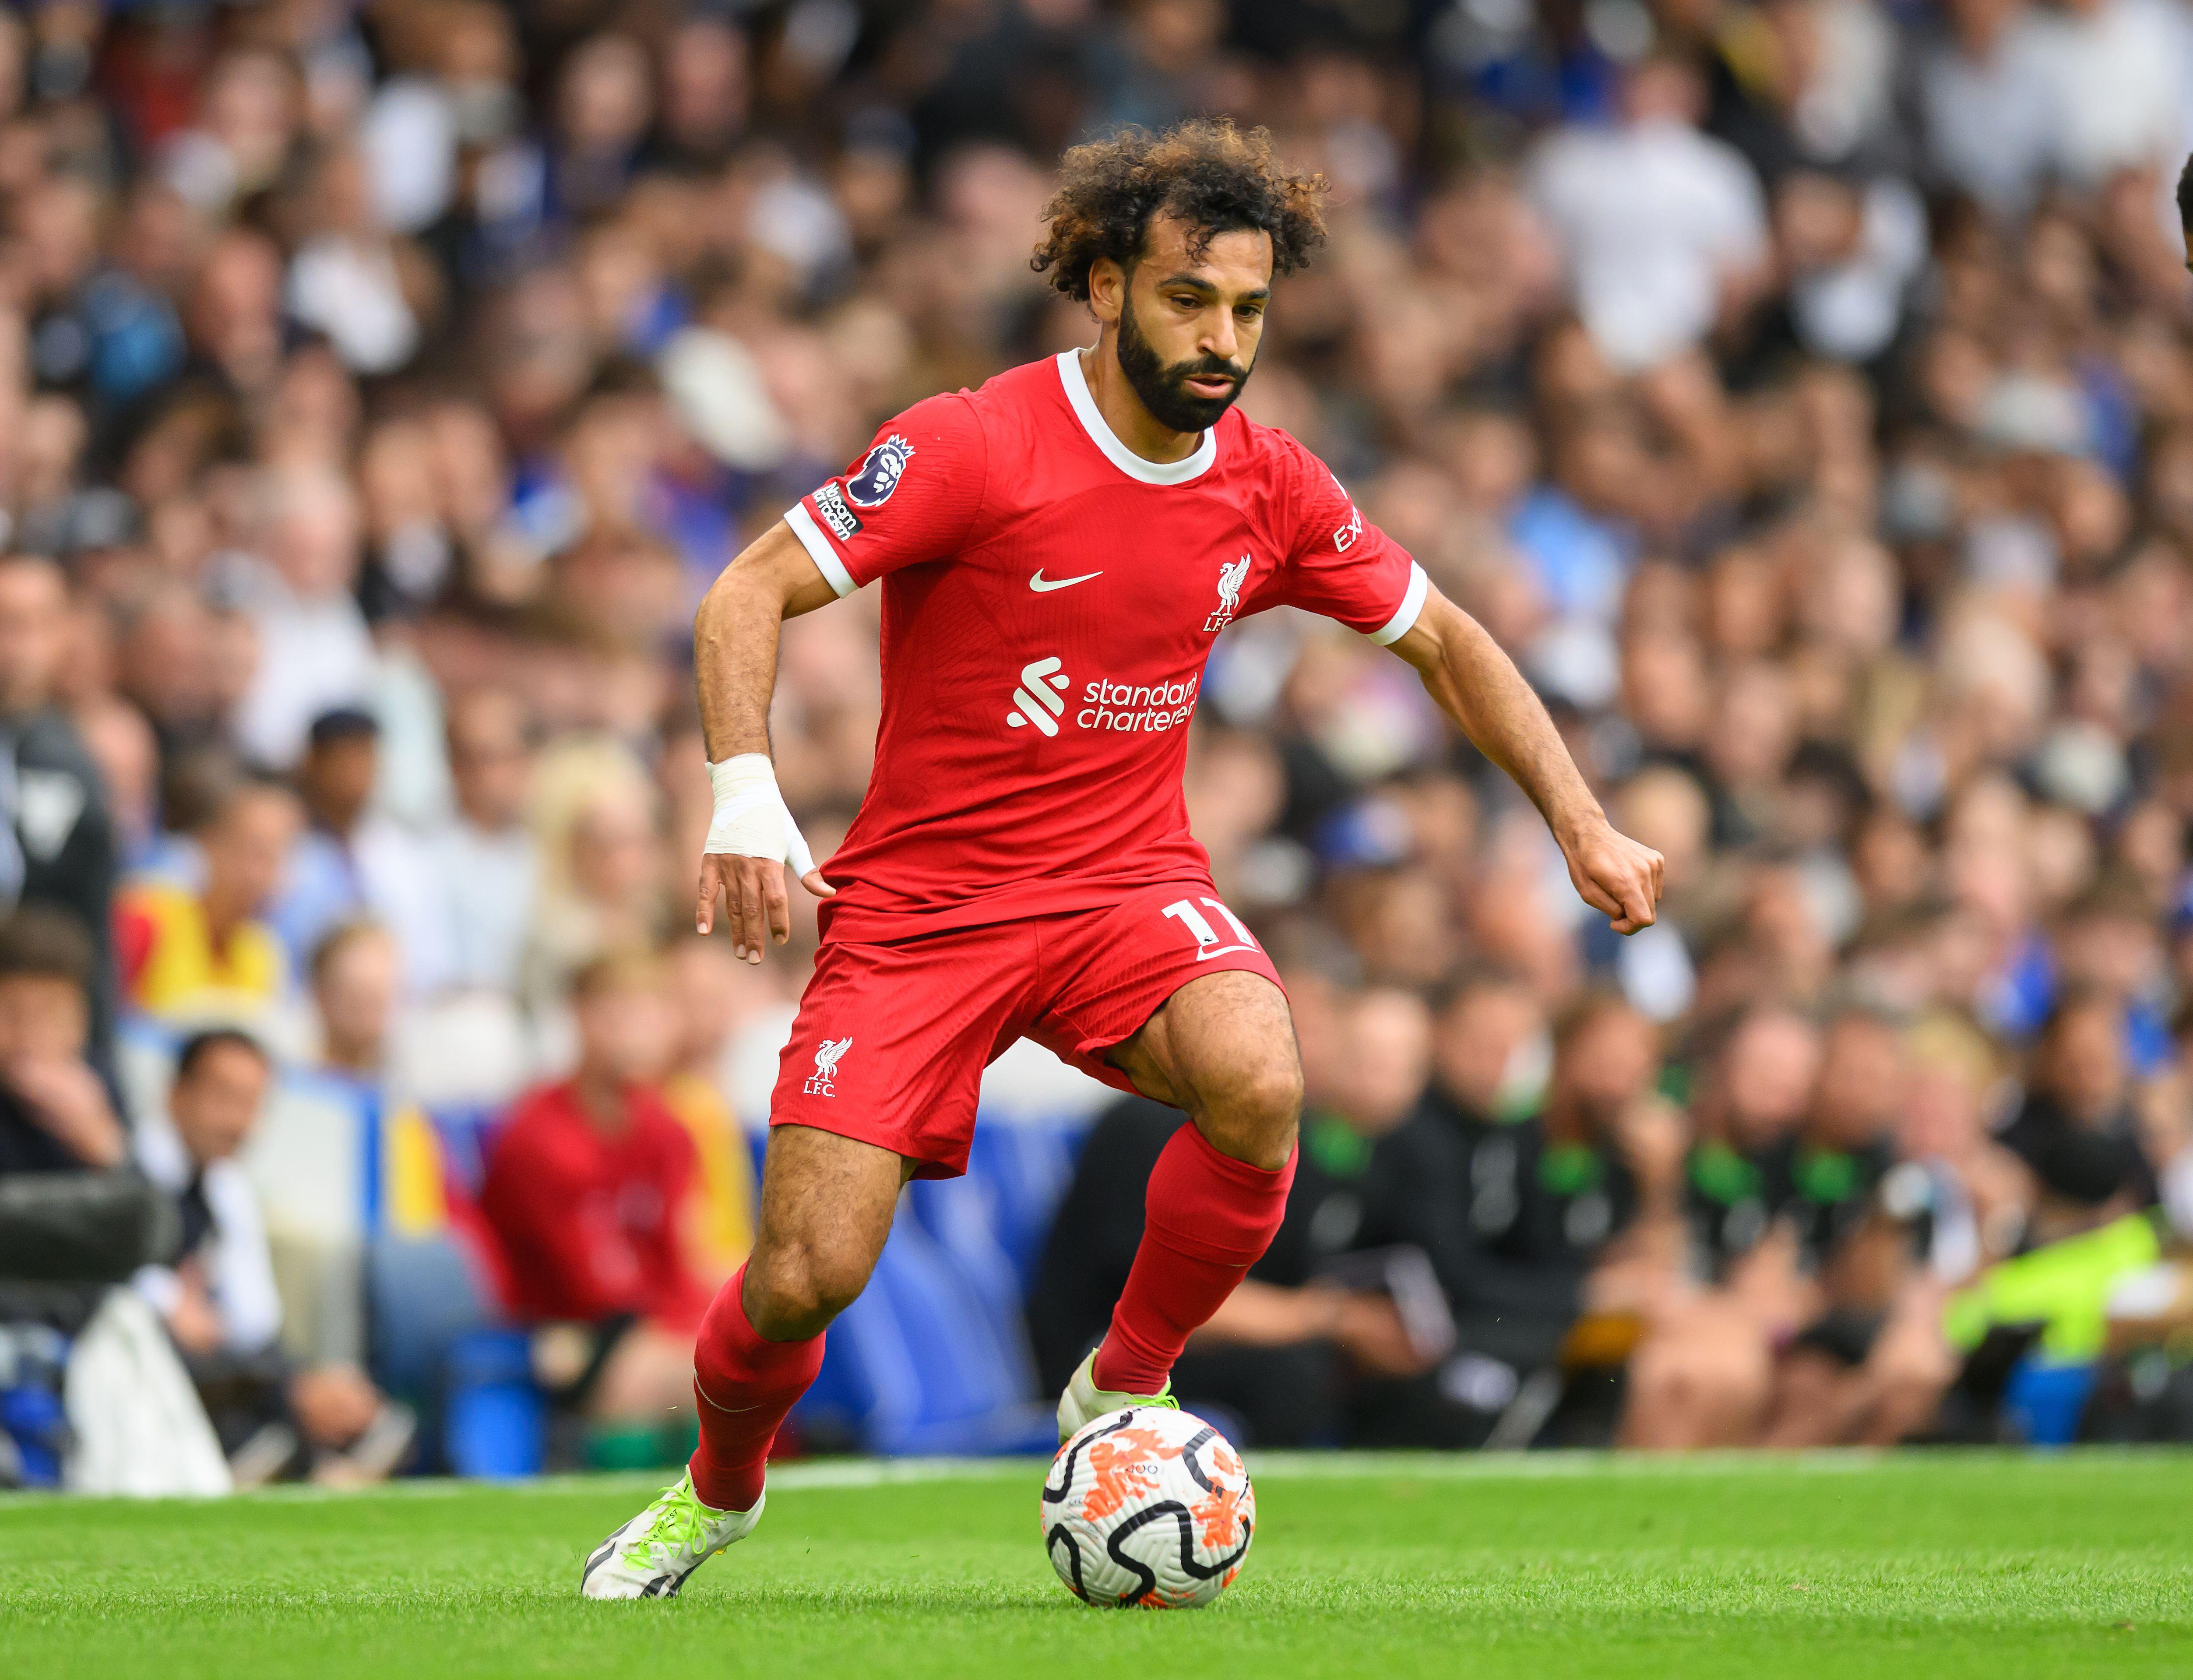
[698,754,836,962]
[697,852,834,962]
[1559,811,1665,935]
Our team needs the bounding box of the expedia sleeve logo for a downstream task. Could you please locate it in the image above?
[845,434,915,507]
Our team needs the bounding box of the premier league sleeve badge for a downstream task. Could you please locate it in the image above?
[845,434,916,507]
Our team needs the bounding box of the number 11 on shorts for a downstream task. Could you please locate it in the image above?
[1162,895,1260,961]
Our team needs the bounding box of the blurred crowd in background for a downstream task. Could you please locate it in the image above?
[9,0,2193,1488]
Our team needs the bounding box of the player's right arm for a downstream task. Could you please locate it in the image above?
[693,392,989,962]
[693,520,840,962]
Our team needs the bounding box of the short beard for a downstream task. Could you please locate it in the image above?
[1115,292,1250,435]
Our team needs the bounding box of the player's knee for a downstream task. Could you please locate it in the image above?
[1245,1057,1306,1133]
[1198,1054,1302,1169]
[743,1240,868,1340]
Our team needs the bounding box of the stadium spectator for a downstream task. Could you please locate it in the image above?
[115,775,300,1026]
[227,464,379,771]
[1683,1004,1824,1273]
[268,708,453,997]
[1422,970,1549,1138]
[479,951,709,1462]
[0,911,125,1178]
[1527,54,1769,371]
[1620,1004,1823,1449]
[1918,0,2058,217]
[310,922,400,1085]
[0,554,117,1057]
[1939,1127,2168,1441]
[421,688,538,995]
[1768,1006,1909,1271]
[0,909,182,1493]
[1406,991,1690,1446]
[518,761,664,1019]
[268,919,496,1389]
[2003,988,2161,1208]
[134,1028,412,1484]
[1746,1007,1964,1446]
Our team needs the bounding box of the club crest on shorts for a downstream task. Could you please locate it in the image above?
[1204,553,1252,632]
[805,1036,852,1096]
[844,435,915,507]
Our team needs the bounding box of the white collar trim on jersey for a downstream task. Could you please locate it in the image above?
[1055,349,1218,486]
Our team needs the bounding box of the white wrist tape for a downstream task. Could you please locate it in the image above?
[705,754,817,877]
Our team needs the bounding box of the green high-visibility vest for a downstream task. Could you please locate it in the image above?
[1943,1213,2162,1363]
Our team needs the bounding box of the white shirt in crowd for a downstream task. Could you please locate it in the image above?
[1920,19,2058,216]
[230,563,379,770]
[285,814,464,998]
[287,237,421,376]
[2021,0,2185,189]
[1526,117,1768,372]
[132,1109,285,1359]
[1925,0,2186,216]
[422,817,538,993]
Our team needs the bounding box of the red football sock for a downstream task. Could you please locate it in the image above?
[687,1265,825,1512]
[1092,1123,1296,1395]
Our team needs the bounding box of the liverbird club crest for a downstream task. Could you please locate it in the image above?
[805,1036,852,1096]
[1204,553,1252,632]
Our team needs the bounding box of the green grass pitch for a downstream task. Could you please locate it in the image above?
[4,1451,2190,1678]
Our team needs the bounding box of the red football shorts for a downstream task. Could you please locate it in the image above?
[767,880,1284,1177]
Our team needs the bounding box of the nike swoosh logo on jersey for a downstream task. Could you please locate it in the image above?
[1028,569,1103,592]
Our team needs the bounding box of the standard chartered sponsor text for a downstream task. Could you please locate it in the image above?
[1077,674,1200,732]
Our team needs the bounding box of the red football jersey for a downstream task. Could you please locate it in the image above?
[479,1079,713,1331]
[785,350,1427,942]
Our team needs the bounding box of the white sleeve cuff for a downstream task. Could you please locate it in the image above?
[785,502,859,598]
[1367,561,1429,645]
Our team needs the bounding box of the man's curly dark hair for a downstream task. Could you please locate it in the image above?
[1031,119,1328,301]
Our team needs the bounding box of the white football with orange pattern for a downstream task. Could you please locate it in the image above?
[1040,1406,1254,1608]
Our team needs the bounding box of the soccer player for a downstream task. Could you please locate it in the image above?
[584,119,1665,1598]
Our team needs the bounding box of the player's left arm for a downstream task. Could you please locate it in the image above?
[1388,586,1665,934]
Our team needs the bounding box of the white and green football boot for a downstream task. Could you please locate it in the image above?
[581,1471,764,1600]
[1056,1347,1179,1442]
